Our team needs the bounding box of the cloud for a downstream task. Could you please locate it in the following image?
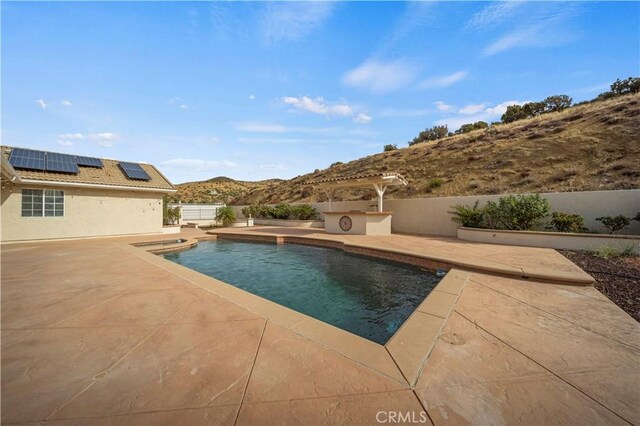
[419,71,468,89]
[161,158,238,171]
[61,100,73,107]
[89,132,121,148]
[261,2,334,44]
[353,113,372,124]
[459,104,486,115]
[179,104,190,109]
[342,59,418,93]
[58,133,85,141]
[381,2,434,52]
[234,122,289,133]
[259,163,285,172]
[434,101,453,112]
[482,3,581,56]
[36,99,48,109]
[56,140,74,147]
[435,99,530,130]
[249,94,256,100]
[282,96,353,117]
[237,137,306,145]
[377,108,430,118]
[467,2,523,29]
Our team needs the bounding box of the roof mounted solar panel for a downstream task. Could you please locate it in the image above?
[119,162,151,181]
[46,152,79,174]
[8,148,46,171]
[76,156,104,168]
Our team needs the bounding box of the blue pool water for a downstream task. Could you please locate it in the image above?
[162,240,441,344]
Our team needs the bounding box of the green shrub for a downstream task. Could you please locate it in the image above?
[449,201,484,228]
[269,203,293,219]
[241,204,270,219]
[383,144,398,152]
[593,245,636,259]
[596,215,631,234]
[215,206,236,226]
[483,194,550,230]
[550,212,587,233]
[427,178,444,189]
[162,196,181,225]
[290,204,317,220]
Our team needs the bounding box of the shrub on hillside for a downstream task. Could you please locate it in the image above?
[456,121,489,134]
[549,212,587,233]
[409,125,449,146]
[426,178,444,189]
[383,144,398,152]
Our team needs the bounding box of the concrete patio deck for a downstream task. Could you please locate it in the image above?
[1,227,639,425]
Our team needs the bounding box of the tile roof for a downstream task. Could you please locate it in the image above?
[1,146,175,192]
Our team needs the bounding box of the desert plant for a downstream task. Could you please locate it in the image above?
[596,215,631,234]
[449,201,484,228]
[241,204,270,219]
[483,194,550,230]
[215,206,236,226]
[549,212,587,233]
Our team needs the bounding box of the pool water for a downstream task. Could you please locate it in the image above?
[162,240,441,344]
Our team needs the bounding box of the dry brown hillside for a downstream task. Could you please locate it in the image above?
[174,94,640,205]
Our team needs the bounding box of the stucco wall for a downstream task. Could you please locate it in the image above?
[1,184,164,242]
[233,190,639,237]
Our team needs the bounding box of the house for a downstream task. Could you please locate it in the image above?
[0,146,176,242]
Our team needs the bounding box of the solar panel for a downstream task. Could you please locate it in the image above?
[119,162,151,181]
[8,148,46,171]
[46,152,79,173]
[76,156,104,168]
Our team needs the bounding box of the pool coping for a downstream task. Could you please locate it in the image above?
[123,236,468,387]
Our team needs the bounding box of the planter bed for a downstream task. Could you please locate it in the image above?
[458,227,640,255]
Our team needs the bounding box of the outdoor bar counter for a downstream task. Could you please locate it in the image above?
[324,211,392,235]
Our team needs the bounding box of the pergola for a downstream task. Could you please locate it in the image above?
[308,172,408,212]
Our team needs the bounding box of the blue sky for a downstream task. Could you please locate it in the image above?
[2,1,639,184]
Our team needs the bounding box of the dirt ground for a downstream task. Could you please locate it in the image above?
[561,250,640,322]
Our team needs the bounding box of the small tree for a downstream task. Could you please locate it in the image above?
[215,206,236,226]
[523,101,546,117]
[596,215,631,234]
[610,77,640,95]
[543,95,572,113]
[409,125,449,145]
[383,144,398,152]
[456,121,488,134]
[501,105,528,123]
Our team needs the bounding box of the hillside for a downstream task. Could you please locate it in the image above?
[174,94,640,205]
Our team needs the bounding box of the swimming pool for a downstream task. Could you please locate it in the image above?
[162,240,441,344]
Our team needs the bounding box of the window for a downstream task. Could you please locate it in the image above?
[21,189,64,217]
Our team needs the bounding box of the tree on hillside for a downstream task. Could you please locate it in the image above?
[501,105,528,123]
[543,95,572,113]
[456,121,489,134]
[409,125,449,146]
[523,101,546,117]
[383,144,398,152]
[611,77,640,95]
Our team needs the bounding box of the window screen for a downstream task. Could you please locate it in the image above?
[22,189,64,217]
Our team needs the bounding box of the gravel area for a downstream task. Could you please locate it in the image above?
[561,250,640,322]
